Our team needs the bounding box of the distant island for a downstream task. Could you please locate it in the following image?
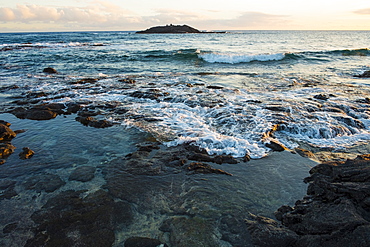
[136,24,226,34]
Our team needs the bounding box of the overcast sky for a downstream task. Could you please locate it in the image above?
[1,0,370,32]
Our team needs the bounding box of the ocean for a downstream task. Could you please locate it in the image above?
[0,30,369,246]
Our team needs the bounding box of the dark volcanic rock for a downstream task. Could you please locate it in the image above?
[19,147,35,159]
[26,189,133,247]
[69,166,96,182]
[71,78,99,84]
[247,154,370,247]
[124,237,168,247]
[75,116,113,128]
[10,103,66,120]
[245,213,298,247]
[0,123,17,141]
[354,70,370,78]
[0,143,15,159]
[3,222,18,234]
[43,67,58,74]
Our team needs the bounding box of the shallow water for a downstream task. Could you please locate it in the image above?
[0,113,316,246]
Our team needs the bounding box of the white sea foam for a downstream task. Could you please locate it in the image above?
[199,52,285,64]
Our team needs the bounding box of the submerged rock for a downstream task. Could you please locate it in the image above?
[124,237,168,247]
[26,189,133,247]
[187,162,233,176]
[23,173,65,193]
[160,216,223,247]
[69,166,96,182]
[0,179,17,199]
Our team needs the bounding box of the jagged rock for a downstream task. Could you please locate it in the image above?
[19,147,35,159]
[246,154,370,247]
[0,123,16,141]
[0,143,15,159]
[43,67,58,74]
[245,213,298,247]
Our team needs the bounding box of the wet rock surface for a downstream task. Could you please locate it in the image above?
[19,147,35,159]
[248,154,370,247]
[75,116,114,128]
[0,122,17,141]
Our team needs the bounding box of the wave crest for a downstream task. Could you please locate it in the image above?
[198,52,287,64]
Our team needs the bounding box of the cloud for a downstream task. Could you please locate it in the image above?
[353,8,370,15]
[191,11,290,30]
[0,2,290,31]
[0,2,133,24]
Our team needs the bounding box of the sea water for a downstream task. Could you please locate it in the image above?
[1,31,370,158]
[0,30,370,245]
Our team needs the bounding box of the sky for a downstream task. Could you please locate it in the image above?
[0,0,370,32]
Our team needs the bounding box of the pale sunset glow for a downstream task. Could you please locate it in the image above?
[0,0,370,32]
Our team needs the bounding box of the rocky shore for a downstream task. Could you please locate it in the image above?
[1,67,370,246]
[247,154,370,247]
